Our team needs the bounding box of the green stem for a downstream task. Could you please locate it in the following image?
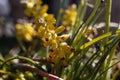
[16,36,26,52]
[1,56,37,68]
[102,0,112,79]
[105,43,117,80]
[66,65,74,80]
[14,63,63,80]
[72,0,87,38]
[103,0,112,46]
[18,56,37,65]
[1,57,17,68]
[105,0,112,37]
[56,0,63,27]
[55,63,63,77]
[78,50,100,78]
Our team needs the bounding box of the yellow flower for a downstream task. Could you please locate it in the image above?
[50,39,58,49]
[44,14,56,26]
[23,0,43,18]
[57,34,70,42]
[59,42,74,57]
[47,50,58,63]
[42,32,53,47]
[24,0,42,8]
[55,26,65,34]
[16,23,35,42]
[37,26,46,38]
[62,4,77,27]
[39,5,48,16]
[19,0,75,67]
[35,14,73,66]
[47,42,74,66]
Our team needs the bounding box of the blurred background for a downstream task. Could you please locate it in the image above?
[0,0,120,55]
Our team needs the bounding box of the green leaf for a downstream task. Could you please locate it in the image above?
[80,30,120,50]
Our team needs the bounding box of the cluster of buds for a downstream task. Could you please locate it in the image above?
[15,0,74,66]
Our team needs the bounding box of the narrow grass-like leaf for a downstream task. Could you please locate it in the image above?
[89,36,120,80]
[80,30,120,50]
[90,7,105,26]
[96,60,120,80]
[72,0,102,47]
[72,0,87,37]
[75,49,100,79]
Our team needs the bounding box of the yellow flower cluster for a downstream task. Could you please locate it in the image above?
[47,42,74,66]
[16,23,35,42]
[62,4,77,27]
[23,0,48,19]
[16,0,74,66]
[37,15,74,66]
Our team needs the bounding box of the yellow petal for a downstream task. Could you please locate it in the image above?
[55,26,65,34]
[24,34,32,41]
[57,34,69,42]
[50,40,58,49]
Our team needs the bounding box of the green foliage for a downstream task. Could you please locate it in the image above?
[1,0,120,80]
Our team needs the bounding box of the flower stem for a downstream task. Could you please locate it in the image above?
[14,63,63,80]
[1,56,37,68]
